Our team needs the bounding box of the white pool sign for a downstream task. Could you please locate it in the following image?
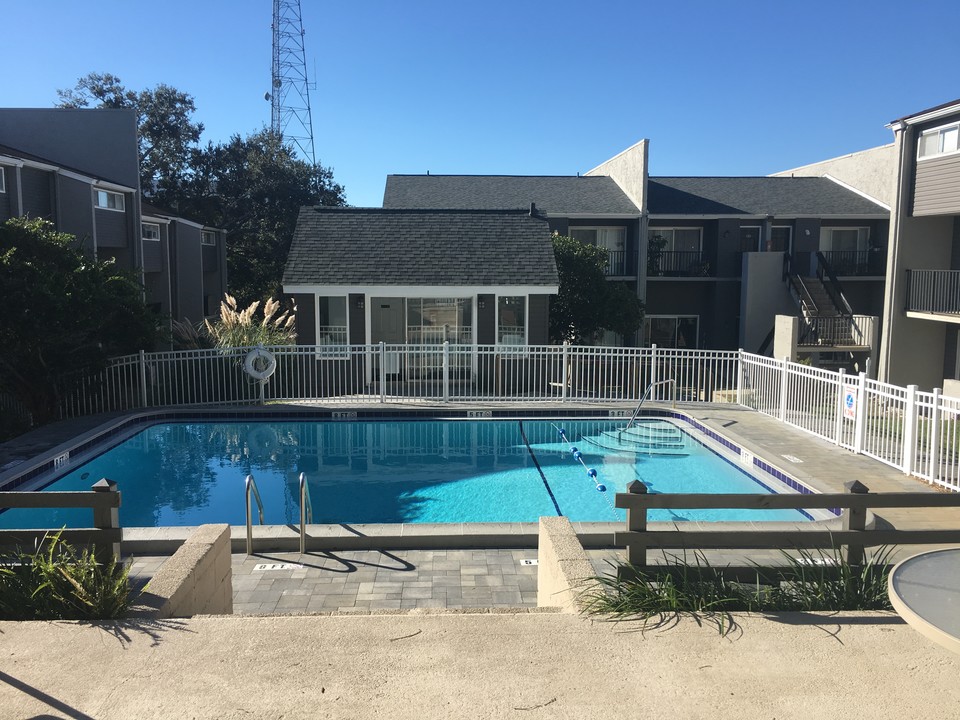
[843,385,858,420]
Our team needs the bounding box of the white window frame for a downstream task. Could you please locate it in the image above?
[141,222,161,241]
[93,189,125,212]
[643,315,699,349]
[819,227,871,253]
[201,230,217,246]
[918,120,960,161]
[0,166,6,194]
[496,294,528,347]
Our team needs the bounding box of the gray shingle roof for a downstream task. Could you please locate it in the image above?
[383,175,640,215]
[648,177,888,216]
[283,208,559,287]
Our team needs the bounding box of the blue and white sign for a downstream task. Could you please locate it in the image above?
[843,385,857,420]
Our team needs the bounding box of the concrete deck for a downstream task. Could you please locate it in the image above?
[3,611,960,719]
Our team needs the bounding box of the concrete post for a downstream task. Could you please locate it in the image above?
[773,315,799,363]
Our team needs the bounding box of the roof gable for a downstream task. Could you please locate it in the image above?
[647,177,888,216]
[383,175,640,215]
[283,208,559,288]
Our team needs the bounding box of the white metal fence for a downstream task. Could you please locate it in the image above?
[739,353,960,492]
[47,343,960,492]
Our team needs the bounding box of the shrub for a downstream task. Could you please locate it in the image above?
[0,532,131,620]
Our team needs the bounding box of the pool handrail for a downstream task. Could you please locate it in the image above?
[245,473,265,555]
[622,379,676,437]
[299,472,314,554]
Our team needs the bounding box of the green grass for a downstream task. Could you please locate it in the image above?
[579,546,895,634]
[0,532,131,620]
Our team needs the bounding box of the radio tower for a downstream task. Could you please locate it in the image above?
[269,0,316,166]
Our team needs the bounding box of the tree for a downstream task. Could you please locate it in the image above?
[0,218,159,423]
[548,234,643,344]
[167,130,345,304]
[56,72,204,198]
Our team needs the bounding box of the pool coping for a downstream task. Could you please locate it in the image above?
[2,402,843,551]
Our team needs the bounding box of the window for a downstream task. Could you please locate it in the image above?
[647,228,702,253]
[93,189,124,211]
[497,296,526,345]
[918,121,960,160]
[647,227,703,275]
[0,166,5,193]
[643,316,698,349]
[318,297,348,346]
[201,230,217,246]
[820,227,870,253]
[142,222,161,241]
[406,298,472,344]
[571,226,628,275]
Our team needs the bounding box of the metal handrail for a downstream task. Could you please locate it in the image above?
[299,472,314,555]
[815,252,855,317]
[245,474,264,555]
[622,379,677,436]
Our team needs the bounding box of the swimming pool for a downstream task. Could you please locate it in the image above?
[0,418,813,528]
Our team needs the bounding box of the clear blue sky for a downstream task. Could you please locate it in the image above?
[3,0,959,207]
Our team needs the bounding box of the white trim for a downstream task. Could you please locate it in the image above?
[200,230,217,246]
[87,177,136,193]
[0,154,136,192]
[141,222,161,241]
[283,284,558,296]
[141,214,172,225]
[822,174,891,211]
[555,213,641,220]
[93,188,125,212]
[916,120,960,162]
[0,166,5,194]
[906,310,960,326]
[889,103,960,129]
[315,295,350,358]
[648,213,888,220]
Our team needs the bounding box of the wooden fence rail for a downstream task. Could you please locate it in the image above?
[0,479,121,563]
[614,480,960,571]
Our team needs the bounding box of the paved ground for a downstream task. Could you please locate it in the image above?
[3,611,960,719]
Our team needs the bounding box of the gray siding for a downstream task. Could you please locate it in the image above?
[290,294,317,345]
[913,153,960,216]
[56,176,95,253]
[0,167,10,221]
[20,167,52,219]
[95,207,129,248]
[348,294,365,344]
[142,239,163,273]
[477,294,496,344]
[170,222,205,322]
[202,243,219,272]
[527,294,550,345]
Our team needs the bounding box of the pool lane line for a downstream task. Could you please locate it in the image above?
[517,420,563,517]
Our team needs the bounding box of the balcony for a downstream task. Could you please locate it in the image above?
[906,269,960,317]
[819,250,886,277]
[604,249,636,277]
[647,250,711,278]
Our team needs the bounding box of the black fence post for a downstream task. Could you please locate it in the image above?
[842,480,869,566]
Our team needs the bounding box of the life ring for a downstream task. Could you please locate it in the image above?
[244,346,277,381]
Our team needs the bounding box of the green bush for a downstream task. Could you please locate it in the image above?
[0,532,130,620]
[580,546,894,633]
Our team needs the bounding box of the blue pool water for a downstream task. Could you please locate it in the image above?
[0,419,811,528]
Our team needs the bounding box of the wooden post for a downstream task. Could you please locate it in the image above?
[623,480,648,571]
[91,478,120,565]
[842,480,869,566]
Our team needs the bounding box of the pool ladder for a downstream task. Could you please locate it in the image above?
[244,472,314,555]
[620,379,677,441]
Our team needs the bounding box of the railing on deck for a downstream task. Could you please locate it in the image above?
[798,315,875,348]
[647,250,709,277]
[819,250,886,277]
[906,269,960,315]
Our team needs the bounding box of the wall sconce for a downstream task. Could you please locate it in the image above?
[477,298,485,310]
[356,297,365,310]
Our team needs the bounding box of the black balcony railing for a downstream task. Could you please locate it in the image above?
[647,250,711,277]
[906,269,960,315]
[819,250,885,276]
[604,249,636,276]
